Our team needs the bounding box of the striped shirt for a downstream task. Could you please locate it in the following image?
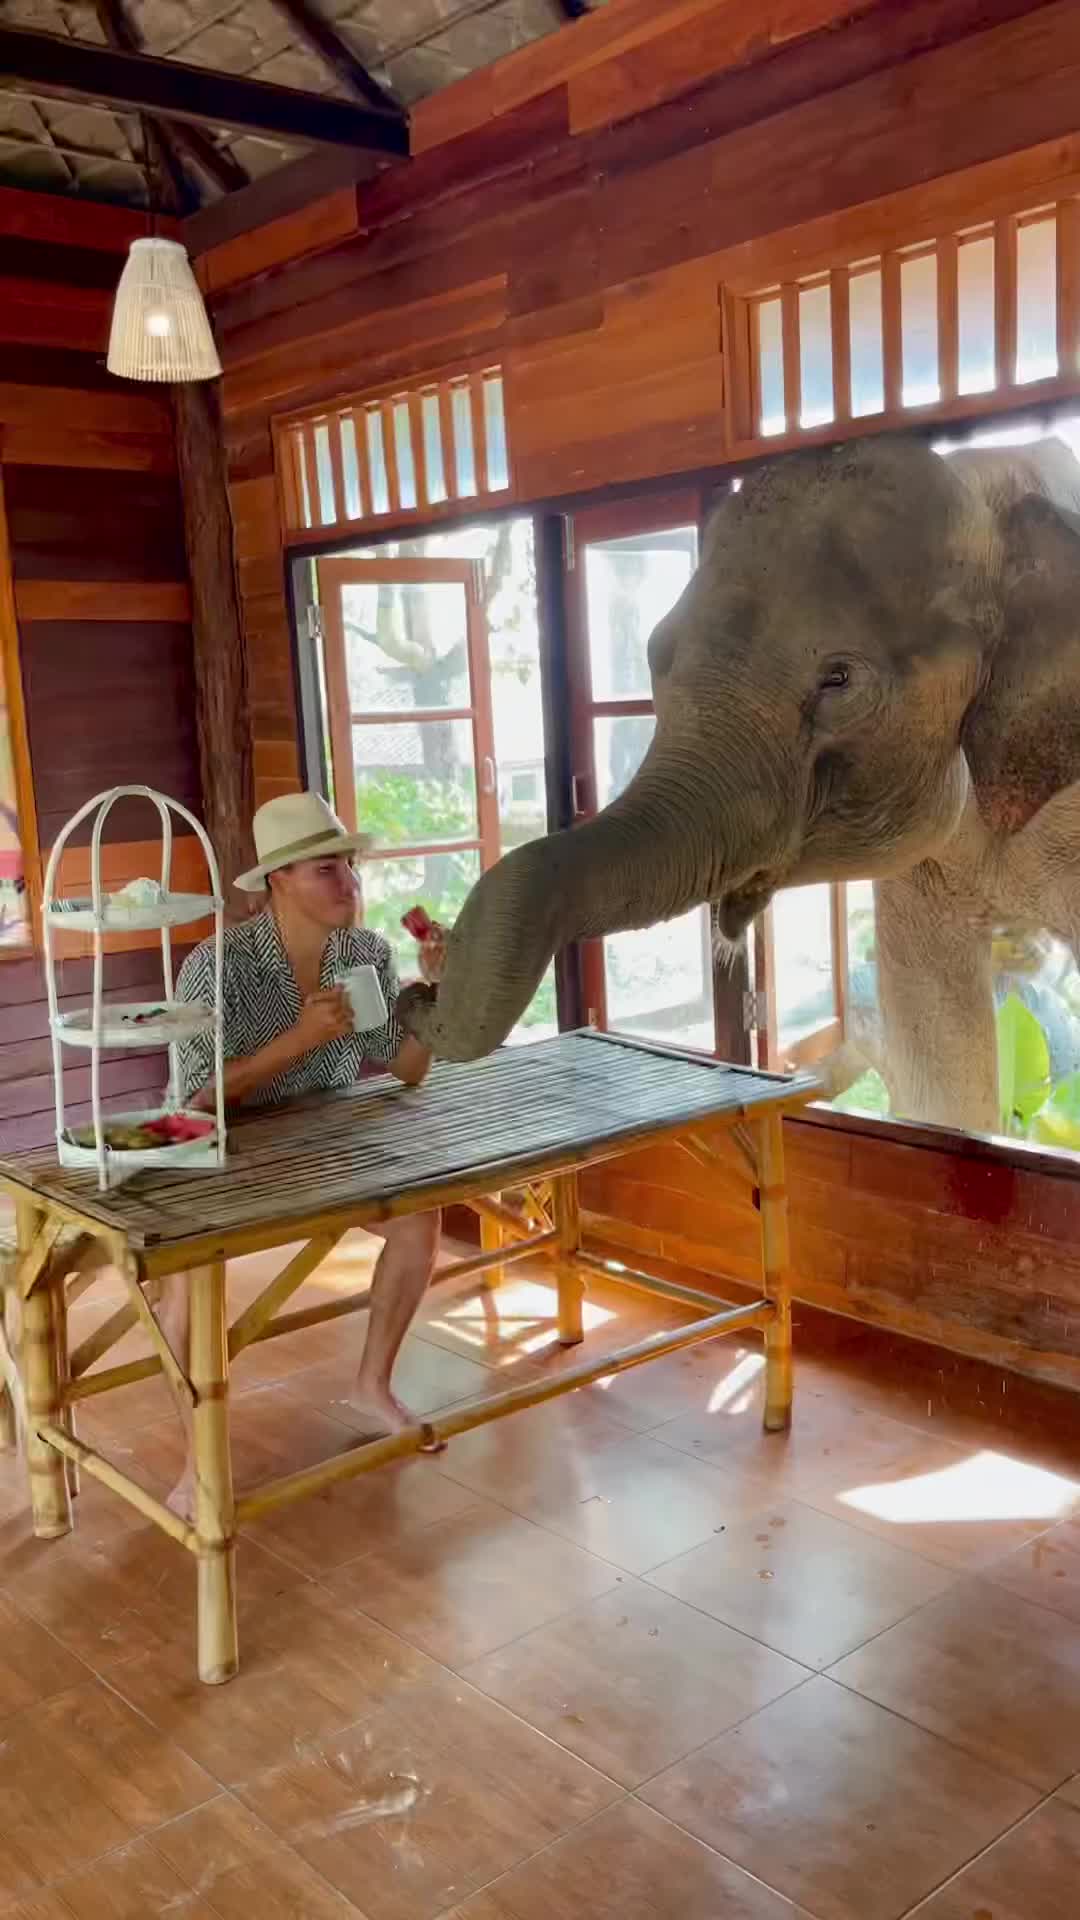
[174,909,402,1109]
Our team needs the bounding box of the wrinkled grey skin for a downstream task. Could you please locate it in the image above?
[400,433,1080,1134]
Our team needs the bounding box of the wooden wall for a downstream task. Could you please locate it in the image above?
[177,0,1080,1386]
[0,190,202,1153]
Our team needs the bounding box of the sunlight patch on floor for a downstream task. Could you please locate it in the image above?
[426,1280,616,1356]
[708,1351,766,1415]
[837,1448,1080,1527]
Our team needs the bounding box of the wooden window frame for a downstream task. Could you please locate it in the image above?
[0,460,41,956]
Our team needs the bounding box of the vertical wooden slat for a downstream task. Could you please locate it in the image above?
[780,283,801,434]
[276,425,302,532]
[937,234,959,403]
[350,408,372,522]
[829,267,851,423]
[882,251,903,414]
[1056,198,1080,376]
[995,213,1018,390]
[327,414,346,527]
[299,424,319,527]
[408,390,427,508]
[438,382,459,501]
[469,373,489,496]
[0,466,42,944]
[380,399,400,513]
[720,288,754,447]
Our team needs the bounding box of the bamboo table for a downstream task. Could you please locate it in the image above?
[0,1029,816,1685]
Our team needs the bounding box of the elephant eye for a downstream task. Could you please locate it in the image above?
[819,662,850,691]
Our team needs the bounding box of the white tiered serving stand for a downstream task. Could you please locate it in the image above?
[43,786,226,1191]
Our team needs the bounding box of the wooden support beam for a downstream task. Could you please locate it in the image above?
[171,379,257,906]
[0,27,409,155]
[94,0,248,199]
[37,1421,198,1549]
[265,0,403,118]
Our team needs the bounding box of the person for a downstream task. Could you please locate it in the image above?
[159,790,445,1518]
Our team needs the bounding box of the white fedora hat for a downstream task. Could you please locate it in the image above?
[235,792,374,892]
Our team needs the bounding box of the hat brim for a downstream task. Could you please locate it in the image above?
[235,829,375,892]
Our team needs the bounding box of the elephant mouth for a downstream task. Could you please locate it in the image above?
[716,872,775,939]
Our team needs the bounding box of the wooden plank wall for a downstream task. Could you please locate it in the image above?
[0,191,202,1152]
[187,0,1080,1385]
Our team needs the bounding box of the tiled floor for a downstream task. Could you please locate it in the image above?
[3,1230,1080,1917]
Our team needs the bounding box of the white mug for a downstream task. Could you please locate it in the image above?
[337,964,388,1033]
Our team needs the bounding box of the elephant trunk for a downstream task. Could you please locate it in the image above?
[409,738,752,1060]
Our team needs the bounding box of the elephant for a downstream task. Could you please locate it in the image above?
[399,431,1080,1138]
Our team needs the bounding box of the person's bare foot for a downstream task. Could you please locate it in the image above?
[347,1382,416,1439]
[166,1470,195,1523]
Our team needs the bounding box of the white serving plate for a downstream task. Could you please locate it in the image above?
[47,892,218,933]
[58,1107,221,1176]
[54,1000,215,1051]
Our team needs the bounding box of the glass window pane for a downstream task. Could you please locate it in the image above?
[352,718,479,848]
[585,528,698,702]
[392,400,417,510]
[340,414,363,519]
[451,384,477,497]
[771,884,835,1052]
[342,579,471,713]
[1016,217,1057,384]
[605,909,715,1051]
[483,375,510,492]
[901,250,939,406]
[421,392,447,505]
[757,297,785,436]
[313,422,335,524]
[958,233,996,395]
[799,281,833,428]
[297,431,313,527]
[594,713,656,808]
[849,266,884,417]
[365,409,390,516]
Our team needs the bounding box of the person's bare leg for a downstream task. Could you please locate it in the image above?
[350,1210,441,1435]
[155,1270,195,1518]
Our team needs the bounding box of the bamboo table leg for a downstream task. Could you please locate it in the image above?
[553,1171,585,1348]
[20,1203,73,1540]
[758,1111,793,1433]
[479,1194,505,1292]
[190,1260,238,1685]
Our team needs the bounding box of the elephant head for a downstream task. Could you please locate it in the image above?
[400,433,1019,1060]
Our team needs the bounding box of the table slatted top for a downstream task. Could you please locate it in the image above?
[0,1030,817,1251]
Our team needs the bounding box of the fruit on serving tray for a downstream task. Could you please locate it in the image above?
[68,1113,215,1152]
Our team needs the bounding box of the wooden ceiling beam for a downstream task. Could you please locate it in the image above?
[94,0,248,198]
[0,26,410,155]
[264,0,403,118]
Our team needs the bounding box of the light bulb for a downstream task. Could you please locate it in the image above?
[145,310,173,338]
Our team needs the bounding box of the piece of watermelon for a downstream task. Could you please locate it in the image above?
[402,906,433,940]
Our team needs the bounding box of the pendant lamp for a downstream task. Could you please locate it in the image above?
[107,236,221,382]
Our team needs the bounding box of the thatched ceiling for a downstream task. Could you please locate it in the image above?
[0,0,596,209]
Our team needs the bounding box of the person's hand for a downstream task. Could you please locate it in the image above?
[295,988,353,1050]
[418,921,449,984]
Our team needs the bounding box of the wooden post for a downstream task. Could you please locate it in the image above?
[190,1260,238,1685]
[171,380,256,910]
[553,1171,585,1347]
[757,1112,793,1433]
[52,1277,79,1499]
[19,1204,72,1539]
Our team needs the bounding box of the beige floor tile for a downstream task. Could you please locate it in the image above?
[653,1392,962,1501]
[127,1386,370,1501]
[449,1797,817,1919]
[434,1393,653,1516]
[237,1665,620,1920]
[417,1271,683,1381]
[108,1582,440,1787]
[54,1837,219,1918]
[326,1498,620,1667]
[831,1579,1080,1790]
[462,1579,806,1787]
[0,1590,90,1720]
[647,1499,955,1668]
[244,1456,481,1575]
[0,1678,215,1903]
[907,1796,1080,1916]
[279,1333,497,1436]
[985,1511,1080,1621]
[572,1337,772,1434]
[1,1896,87,1920]
[641,1674,1038,1920]
[805,1437,1080,1570]
[151,1793,367,1916]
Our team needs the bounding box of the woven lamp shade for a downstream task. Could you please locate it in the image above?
[107,237,222,382]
